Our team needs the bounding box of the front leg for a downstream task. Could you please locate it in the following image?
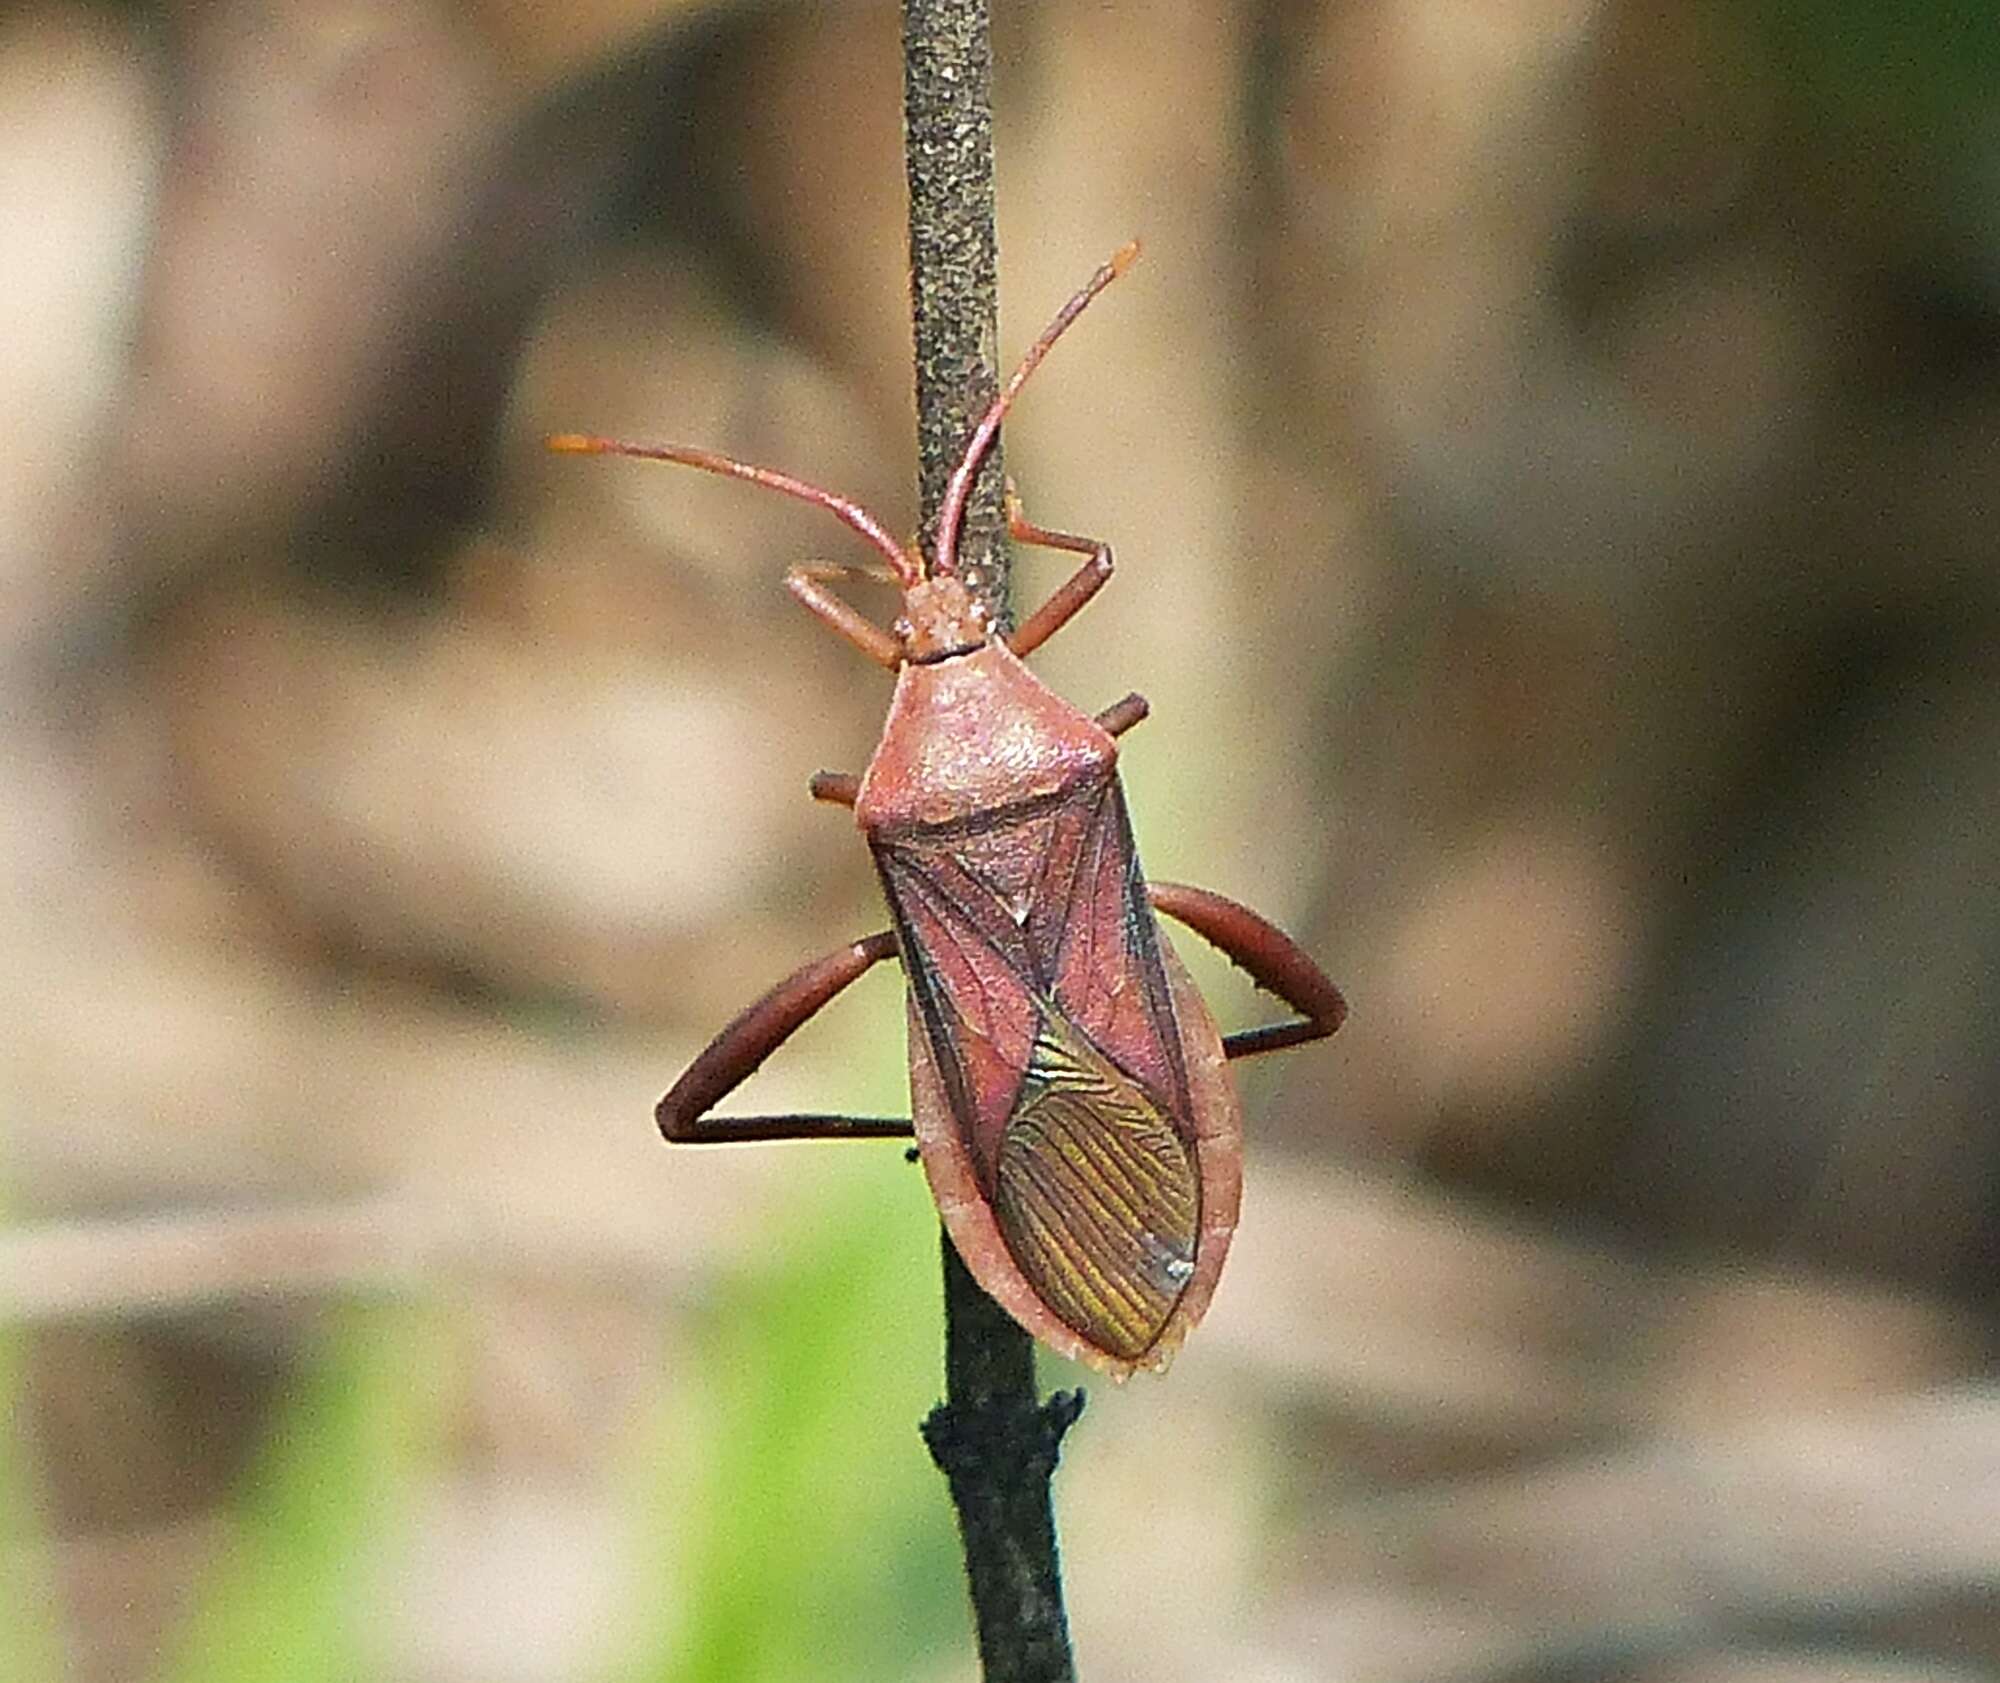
[658,931,913,1140]
[1004,484,1115,658]
[1148,883,1347,1059]
[786,566,903,669]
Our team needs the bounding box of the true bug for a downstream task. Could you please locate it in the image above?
[549,245,1346,1377]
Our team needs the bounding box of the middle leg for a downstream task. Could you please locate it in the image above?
[1094,693,1149,738]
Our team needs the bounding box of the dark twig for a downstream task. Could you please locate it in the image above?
[902,0,1012,628]
[922,1246,1084,1683]
[902,3,1083,1679]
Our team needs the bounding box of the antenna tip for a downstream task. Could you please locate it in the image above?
[544,432,604,455]
[1110,239,1141,277]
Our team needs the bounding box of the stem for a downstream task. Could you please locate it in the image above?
[902,4,1083,1680]
[901,0,1010,624]
[921,1247,1085,1683]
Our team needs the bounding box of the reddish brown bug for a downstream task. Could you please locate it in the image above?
[549,244,1346,1377]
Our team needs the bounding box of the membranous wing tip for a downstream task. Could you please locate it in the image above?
[992,1010,1199,1362]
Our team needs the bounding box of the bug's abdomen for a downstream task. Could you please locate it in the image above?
[991,1011,1198,1359]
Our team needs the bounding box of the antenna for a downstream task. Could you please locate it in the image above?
[932,240,1139,578]
[546,435,919,589]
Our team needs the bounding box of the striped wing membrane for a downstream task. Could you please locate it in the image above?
[992,1012,1198,1359]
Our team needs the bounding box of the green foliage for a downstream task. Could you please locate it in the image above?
[1746,0,2000,142]
[612,1154,964,1683]
[5,1010,963,1683]
[0,1327,63,1683]
[151,1304,452,1683]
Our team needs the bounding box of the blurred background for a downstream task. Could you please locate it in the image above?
[7,0,2000,1678]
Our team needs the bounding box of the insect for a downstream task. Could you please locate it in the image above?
[549,244,1346,1377]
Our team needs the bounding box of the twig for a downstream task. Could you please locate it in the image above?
[901,4,1082,1680]
[901,0,1011,621]
[0,1201,422,1322]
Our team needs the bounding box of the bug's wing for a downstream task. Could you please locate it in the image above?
[874,776,1192,1159]
[1024,779,1192,1121]
[878,774,1221,1365]
[874,836,1042,1164]
[989,1010,1198,1360]
[904,937,1240,1377]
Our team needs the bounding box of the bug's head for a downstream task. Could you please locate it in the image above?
[897,572,994,662]
[547,242,1138,671]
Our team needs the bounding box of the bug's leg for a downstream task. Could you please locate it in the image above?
[786,565,903,669]
[1094,692,1149,738]
[1003,484,1115,658]
[1148,883,1348,1059]
[809,771,860,806]
[658,931,912,1140]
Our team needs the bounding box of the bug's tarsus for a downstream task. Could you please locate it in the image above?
[1147,882,1349,1059]
[662,1111,914,1143]
[810,770,861,807]
[933,242,1141,580]
[786,566,903,669]
[655,930,913,1141]
[1094,693,1149,738]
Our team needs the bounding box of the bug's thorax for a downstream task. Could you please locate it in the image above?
[854,634,1116,834]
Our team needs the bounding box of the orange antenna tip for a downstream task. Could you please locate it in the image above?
[1110,239,1141,277]
[544,432,606,455]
